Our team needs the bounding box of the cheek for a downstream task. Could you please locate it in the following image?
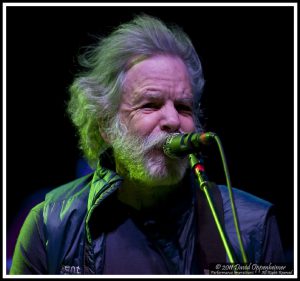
[128,114,159,136]
[179,116,195,132]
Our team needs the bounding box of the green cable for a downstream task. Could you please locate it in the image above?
[213,134,248,264]
[201,180,236,263]
[189,153,235,264]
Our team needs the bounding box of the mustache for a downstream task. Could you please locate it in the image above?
[111,116,182,157]
[142,131,170,152]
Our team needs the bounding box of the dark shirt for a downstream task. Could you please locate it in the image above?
[10,185,286,274]
[87,181,198,274]
[11,182,199,274]
[102,199,196,274]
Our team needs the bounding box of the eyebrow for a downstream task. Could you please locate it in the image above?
[140,91,193,103]
[175,97,193,104]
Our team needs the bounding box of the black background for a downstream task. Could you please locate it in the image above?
[5,5,294,262]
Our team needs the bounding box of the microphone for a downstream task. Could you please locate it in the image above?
[163,132,215,159]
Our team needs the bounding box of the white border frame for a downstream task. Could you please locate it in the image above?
[2,2,297,279]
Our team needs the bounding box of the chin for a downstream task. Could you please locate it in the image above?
[143,153,188,186]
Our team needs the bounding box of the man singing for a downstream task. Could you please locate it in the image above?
[10,14,285,275]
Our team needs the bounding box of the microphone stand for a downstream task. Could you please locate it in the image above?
[189,153,235,264]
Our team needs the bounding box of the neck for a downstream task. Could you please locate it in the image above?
[117,177,182,211]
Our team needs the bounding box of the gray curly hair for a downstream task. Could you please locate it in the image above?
[67,14,205,168]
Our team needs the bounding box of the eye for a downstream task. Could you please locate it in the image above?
[141,103,161,110]
[176,104,193,114]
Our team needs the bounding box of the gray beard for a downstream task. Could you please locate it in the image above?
[107,117,189,187]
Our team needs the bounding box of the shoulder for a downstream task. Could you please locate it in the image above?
[22,201,45,229]
[45,173,94,204]
[217,185,273,236]
[217,185,273,214]
[43,173,94,226]
[15,201,46,234]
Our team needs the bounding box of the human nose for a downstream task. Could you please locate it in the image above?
[159,103,180,133]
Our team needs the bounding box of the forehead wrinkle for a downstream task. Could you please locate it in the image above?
[122,55,193,105]
[126,89,163,105]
